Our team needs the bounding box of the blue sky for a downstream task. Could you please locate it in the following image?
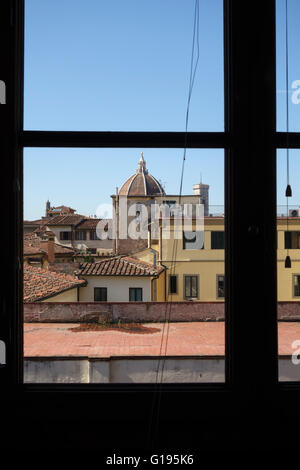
[24,0,300,219]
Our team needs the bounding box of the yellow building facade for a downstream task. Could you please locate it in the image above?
[151,216,225,302]
[277,217,300,301]
[135,215,300,302]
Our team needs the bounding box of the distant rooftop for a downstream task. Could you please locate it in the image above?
[24,232,75,256]
[23,264,86,302]
[79,256,164,277]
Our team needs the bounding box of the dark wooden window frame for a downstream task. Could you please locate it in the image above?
[74,230,86,241]
[211,230,225,250]
[1,0,299,449]
[169,274,178,295]
[129,287,143,302]
[284,230,300,249]
[89,230,99,241]
[94,287,107,302]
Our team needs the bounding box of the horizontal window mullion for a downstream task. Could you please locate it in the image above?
[21,130,230,149]
[276,132,300,148]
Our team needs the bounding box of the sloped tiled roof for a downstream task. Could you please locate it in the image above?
[49,205,76,211]
[23,219,44,225]
[75,218,110,230]
[24,264,86,302]
[45,214,86,226]
[24,232,75,256]
[79,256,164,277]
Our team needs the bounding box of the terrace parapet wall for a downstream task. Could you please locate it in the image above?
[23,301,300,323]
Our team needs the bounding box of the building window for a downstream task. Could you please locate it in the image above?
[94,287,107,301]
[217,275,225,298]
[169,275,177,294]
[184,275,198,300]
[284,231,300,249]
[211,231,225,249]
[60,231,72,241]
[183,231,204,250]
[90,230,99,240]
[75,231,86,241]
[129,288,143,301]
[163,200,177,208]
[293,275,300,297]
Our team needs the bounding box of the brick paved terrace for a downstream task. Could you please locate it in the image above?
[24,321,300,358]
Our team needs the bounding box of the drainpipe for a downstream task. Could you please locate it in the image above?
[156,220,167,301]
[149,248,157,267]
[159,224,162,263]
[148,220,167,301]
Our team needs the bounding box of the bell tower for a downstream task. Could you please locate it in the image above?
[193,182,209,216]
[45,200,51,217]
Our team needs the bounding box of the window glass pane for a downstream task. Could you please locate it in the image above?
[294,275,300,297]
[24,148,225,383]
[94,287,107,301]
[169,275,177,294]
[276,0,300,131]
[217,275,225,298]
[211,231,225,249]
[277,149,300,381]
[24,0,224,131]
[129,288,135,302]
[184,276,191,298]
[191,276,197,297]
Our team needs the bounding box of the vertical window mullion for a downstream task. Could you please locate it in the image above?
[224,0,277,394]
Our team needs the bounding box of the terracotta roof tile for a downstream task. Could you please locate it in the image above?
[119,172,165,196]
[45,215,86,226]
[76,218,111,230]
[23,219,44,225]
[24,264,86,303]
[79,256,164,277]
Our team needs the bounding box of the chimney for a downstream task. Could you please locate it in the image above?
[40,231,55,264]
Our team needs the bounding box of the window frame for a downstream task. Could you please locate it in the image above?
[292,274,300,298]
[169,274,178,295]
[216,274,225,299]
[129,287,143,302]
[89,230,99,241]
[60,231,72,241]
[211,231,225,250]
[284,231,300,249]
[183,275,199,300]
[94,287,107,302]
[3,0,299,444]
[74,230,86,241]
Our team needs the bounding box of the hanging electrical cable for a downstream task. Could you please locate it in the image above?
[285,0,292,268]
[147,0,200,448]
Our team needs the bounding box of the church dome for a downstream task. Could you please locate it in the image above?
[119,153,165,196]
